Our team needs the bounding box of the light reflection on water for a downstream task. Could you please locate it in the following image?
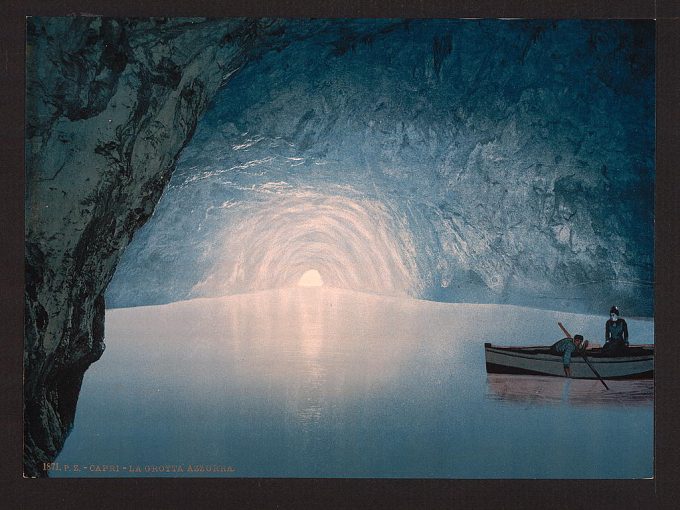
[54,288,654,478]
[296,363,326,427]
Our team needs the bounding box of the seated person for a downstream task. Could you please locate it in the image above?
[603,305,628,354]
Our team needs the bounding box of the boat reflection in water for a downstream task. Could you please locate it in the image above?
[486,374,653,407]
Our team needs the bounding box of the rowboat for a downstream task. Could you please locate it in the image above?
[484,343,654,380]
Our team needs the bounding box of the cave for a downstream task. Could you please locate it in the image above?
[24,17,654,477]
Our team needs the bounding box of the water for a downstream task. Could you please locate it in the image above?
[54,288,653,478]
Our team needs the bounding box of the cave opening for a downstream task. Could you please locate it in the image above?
[298,269,324,287]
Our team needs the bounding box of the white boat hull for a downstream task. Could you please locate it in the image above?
[484,344,654,380]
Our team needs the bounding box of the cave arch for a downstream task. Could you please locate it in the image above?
[24,17,654,476]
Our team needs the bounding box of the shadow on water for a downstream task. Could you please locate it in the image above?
[486,375,653,407]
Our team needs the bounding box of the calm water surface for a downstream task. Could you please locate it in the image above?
[55,288,653,478]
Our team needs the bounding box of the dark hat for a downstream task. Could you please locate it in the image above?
[574,334,584,341]
[609,306,620,316]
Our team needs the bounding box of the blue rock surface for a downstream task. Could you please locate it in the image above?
[108,20,654,316]
[24,17,654,477]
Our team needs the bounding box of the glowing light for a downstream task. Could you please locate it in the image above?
[298,269,324,287]
[192,189,422,298]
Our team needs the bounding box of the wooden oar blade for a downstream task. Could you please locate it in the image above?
[558,322,571,338]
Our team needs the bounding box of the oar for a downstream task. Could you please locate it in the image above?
[557,322,609,390]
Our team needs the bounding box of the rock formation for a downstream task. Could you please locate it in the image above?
[25,18,654,476]
[24,16,296,476]
[108,20,654,316]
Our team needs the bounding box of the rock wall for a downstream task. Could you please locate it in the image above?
[23,16,291,476]
[107,20,654,316]
[24,18,654,476]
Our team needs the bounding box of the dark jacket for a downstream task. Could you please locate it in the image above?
[605,318,628,345]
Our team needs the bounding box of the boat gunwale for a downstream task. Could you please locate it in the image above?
[484,347,653,365]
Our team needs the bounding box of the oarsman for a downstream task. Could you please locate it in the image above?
[550,334,584,378]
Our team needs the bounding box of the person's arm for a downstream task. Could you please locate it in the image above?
[623,320,629,345]
[605,321,611,343]
[562,344,574,377]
